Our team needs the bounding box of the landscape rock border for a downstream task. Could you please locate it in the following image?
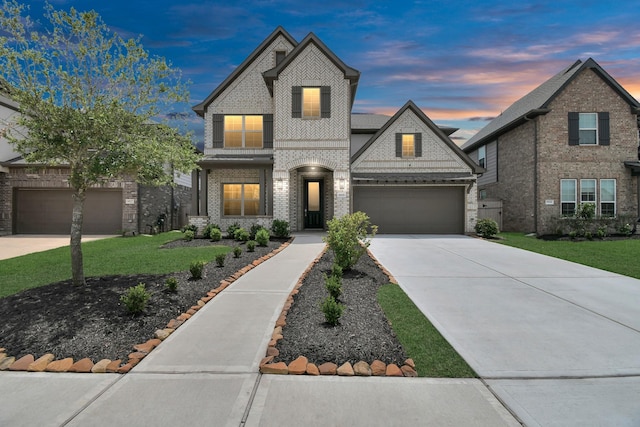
[259,247,418,378]
[0,240,292,374]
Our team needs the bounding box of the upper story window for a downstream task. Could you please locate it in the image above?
[478,145,486,168]
[275,50,286,66]
[292,86,331,118]
[224,115,263,148]
[568,112,610,146]
[395,133,422,158]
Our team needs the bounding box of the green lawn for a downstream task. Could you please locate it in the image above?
[377,283,476,378]
[0,232,230,298]
[496,232,640,280]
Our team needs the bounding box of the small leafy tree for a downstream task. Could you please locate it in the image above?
[0,2,200,285]
[323,212,377,270]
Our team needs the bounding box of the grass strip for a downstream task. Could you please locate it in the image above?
[0,232,230,298]
[377,283,476,378]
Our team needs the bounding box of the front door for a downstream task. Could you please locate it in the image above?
[304,180,323,229]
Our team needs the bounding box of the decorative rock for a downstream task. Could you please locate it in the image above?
[106,359,122,373]
[260,362,288,375]
[318,362,337,375]
[0,356,16,370]
[272,326,282,336]
[272,333,283,342]
[197,299,206,307]
[127,351,147,360]
[401,365,418,377]
[266,347,279,357]
[177,313,191,321]
[133,342,154,354]
[148,339,161,347]
[306,363,320,376]
[28,354,55,372]
[385,364,403,377]
[337,362,354,376]
[201,295,214,303]
[69,358,94,373]
[371,360,386,376]
[268,339,277,347]
[117,363,133,374]
[45,358,74,372]
[91,359,111,373]
[166,319,183,329]
[354,361,372,376]
[288,356,308,375]
[404,358,416,369]
[259,356,274,367]
[275,316,286,327]
[186,308,197,315]
[155,329,172,340]
[9,354,34,371]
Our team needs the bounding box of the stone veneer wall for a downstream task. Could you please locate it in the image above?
[3,166,139,235]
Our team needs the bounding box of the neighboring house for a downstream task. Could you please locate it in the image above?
[462,58,640,235]
[0,92,191,235]
[191,27,482,234]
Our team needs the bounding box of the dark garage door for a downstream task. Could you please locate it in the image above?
[353,186,464,234]
[15,189,123,234]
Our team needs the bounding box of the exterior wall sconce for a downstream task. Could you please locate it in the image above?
[338,178,347,190]
[275,179,284,191]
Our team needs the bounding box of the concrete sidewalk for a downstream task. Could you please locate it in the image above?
[0,235,115,260]
[369,235,640,427]
[1,233,519,427]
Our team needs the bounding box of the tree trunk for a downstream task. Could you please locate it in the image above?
[70,188,86,286]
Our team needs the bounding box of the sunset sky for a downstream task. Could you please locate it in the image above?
[25,1,640,145]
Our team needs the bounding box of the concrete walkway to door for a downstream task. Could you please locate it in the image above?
[369,235,640,427]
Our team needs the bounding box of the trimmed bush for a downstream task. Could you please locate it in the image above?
[183,230,195,242]
[233,246,242,258]
[321,296,344,326]
[325,274,342,300]
[120,283,151,314]
[190,260,205,280]
[255,228,270,246]
[203,224,221,239]
[474,218,499,238]
[209,227,222,242]
[181,224,197,233]
[249,223,263,240]
[330,262,343,279]
[227,222,241,239]
[165,277,178,293]
[271,219,290,238]
[215,253,227,267]
[323,211,377,270]
[234,227,250,242]
[247,240,256,252]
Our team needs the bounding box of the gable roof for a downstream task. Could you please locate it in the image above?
[192,26,297,117]
[262,32,360,106]
[351,100,483,173]
[462,58,640,152]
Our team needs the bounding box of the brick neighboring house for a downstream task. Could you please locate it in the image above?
[0,92,192,236]
[191,27,482,234]
[462,58,640,235]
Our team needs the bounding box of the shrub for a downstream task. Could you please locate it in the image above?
[234,227,250,242]
[249,223,263,240]
[321,296,344,326]
[619,223,632,236]
[165,277,178,293]
[585,231,593,241]
[120,283,151,314]
[577,203,596,220]
[209,227,222,242]
[190,260,205,280]
[271,219,290,238]
[474,218,499,238]
[227,222,241,238]
[183,230,195,242]
[255,228,270,246]
[215,253,227,267]
[331,262,343,279]
[203,224,221,239]
[233,246,242,258]
[325,274,342,300]
[596,227,607,239]
[323,212,377,270]
[247,240,256,252]
[181,224,197,233]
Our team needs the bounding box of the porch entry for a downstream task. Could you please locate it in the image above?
[304,179,324,229]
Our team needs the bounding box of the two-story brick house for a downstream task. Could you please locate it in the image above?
[191,27,482,234]
[462,58,640,235]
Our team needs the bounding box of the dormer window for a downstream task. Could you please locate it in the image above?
[291,86,331,118]
[275,50,286,66]
[395,133,422,158]
[303,87,320,118]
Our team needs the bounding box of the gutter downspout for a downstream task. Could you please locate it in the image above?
[524,112,538,234]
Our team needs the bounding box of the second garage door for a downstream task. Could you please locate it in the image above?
[15,189,123,234]
[353,186,464,234]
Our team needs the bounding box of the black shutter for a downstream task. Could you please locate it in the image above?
[598,112,610,146]
[263,114,273,148]
[292,86,302,118]
[568,112,579,146]
[415,133,422,157]
[395,133,402,157]
[212,114,224,148]
[321,86,331,118]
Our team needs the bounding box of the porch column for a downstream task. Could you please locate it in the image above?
[190,169,199,215]
[200,168,208,217]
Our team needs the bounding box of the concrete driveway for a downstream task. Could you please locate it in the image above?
[369,235,640,427]
[0,235,116,260]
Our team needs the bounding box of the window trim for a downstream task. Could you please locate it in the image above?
[580,178,597,205]
[600,179,616,217]
[302,87,321,119]
[560,179,577,217]
[401,134,415,158]
[222,183,261,217]
[578,113,598,146]
[223,115,263,149]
